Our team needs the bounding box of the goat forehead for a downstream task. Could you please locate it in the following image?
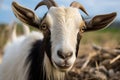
[46,7,83,26]
[49,7,80,16]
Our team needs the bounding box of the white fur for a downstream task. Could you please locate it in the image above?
[44,54,65,80]
[0,32,44,80]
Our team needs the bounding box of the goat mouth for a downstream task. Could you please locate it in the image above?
[53,61,71,71]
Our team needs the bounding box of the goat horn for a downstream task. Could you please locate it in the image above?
[34,0,58,10]
[49,0,58,6]
[70,1,88,16]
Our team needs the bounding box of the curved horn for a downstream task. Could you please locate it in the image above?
[70,1,88,16]
[49,0,58,7]
[34,0,58,10]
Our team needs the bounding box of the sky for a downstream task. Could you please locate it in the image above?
[0,0,120,24]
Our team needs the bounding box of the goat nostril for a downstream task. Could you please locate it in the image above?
[67,52,73,57]
[57,50,65,59]
[57,50,73,59]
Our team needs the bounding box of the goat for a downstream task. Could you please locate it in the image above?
[0,0,117,80]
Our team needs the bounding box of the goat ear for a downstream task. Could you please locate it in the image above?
[84,12,117,32]
[12,2,40,28]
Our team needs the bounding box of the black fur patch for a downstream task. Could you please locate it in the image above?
[26,40,47,80]
[25,11,53,80]
[44,31,53,65]
[76,33,82,57]
[25,32,52,80]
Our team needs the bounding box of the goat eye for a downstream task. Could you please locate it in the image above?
[41,24,47,30]
[80,27,85,33]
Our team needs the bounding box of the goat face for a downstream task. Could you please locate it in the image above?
[12,0,117,72]
[45,7,83,71]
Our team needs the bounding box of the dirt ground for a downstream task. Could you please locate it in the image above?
[66,44,120,80]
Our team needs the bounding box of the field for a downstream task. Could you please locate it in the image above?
[0,24,120,80]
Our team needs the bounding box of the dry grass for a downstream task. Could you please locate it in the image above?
[67,43,120,80]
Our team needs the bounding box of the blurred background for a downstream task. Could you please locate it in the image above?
[0,0,120,62]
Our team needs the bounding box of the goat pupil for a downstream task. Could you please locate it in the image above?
[41,23,47,30]
[42,25,46,30]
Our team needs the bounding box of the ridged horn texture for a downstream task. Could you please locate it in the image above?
[70,1,88,16]
[34,0,58,10]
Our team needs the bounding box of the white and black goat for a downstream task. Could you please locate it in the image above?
[0,0,117,80]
